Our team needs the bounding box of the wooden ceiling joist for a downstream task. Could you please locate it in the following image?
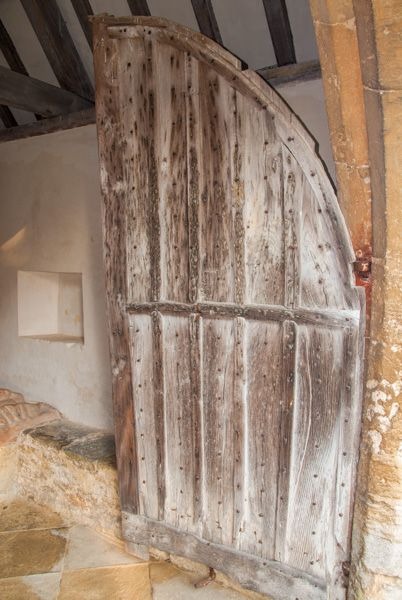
[71,0,94,47]
[0,19,42,122]
[0,19,28,75]
[258,60,320,86]
[0,65,93,118]
[262,0,296,66]
[191,0,222,44]
[127,1,151,16]
[20,0,94,101]
[0,105,17,128]
[0,107,95,143]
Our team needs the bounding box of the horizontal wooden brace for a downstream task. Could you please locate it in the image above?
[126,301,359,329]
[0,66,93,117]
[258,60,321,86]
[0,108,95,143]
[122,511,326,600]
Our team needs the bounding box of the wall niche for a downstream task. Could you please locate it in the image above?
[17,271,84,343]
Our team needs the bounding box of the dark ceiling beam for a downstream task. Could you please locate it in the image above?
[127,1,151,16]
[0,19,42,121]
[0,65,93,117]
[71,0,93,47]
[0,105,18,128]
[258,59,320,86]
[262,0,296,66]
[191,0,222,45]
[0,107,95,143]
[20,0,93,100]
[0,19,27,74]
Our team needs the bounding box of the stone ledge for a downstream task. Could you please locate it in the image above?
[16,419,121,538]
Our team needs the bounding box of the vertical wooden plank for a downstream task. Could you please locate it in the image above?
[185,53,201,304]
[232,317,247,547]
[153,43,189,302]
[146,38,161,302]
[119,37,152,303]
[163,315,195,532]
[331,323,364,593]
[129,314,159,519]
[299,183,353,310]
[93,25,138,513]
[243,104,284,305]
[202,318,235,546]
[282,147,302,308]
[189,313,203,532]
[274,319,296,562]
[198,64,235,302]
[232,91,246,305]
[284,325,344,581]
[239,320,282,559]
[152,311,166,521]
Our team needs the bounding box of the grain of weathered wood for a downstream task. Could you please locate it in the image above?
[123,512,327,600]
[93,16,364,600]
[127,301,359,329]
[153,43,189,302]
[243,103,284,305]
[185,54,201,303]
[119,37,152,303]
[240,320,282,559]
[93,22,139,513]
[202,318,235,546]
[163,316,194,531]
[152,311,166,521]
[198,65,235,302]
[129,314,158,519]
[283,148,302,308]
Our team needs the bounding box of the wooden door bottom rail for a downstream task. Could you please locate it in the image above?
[122,512,326,600]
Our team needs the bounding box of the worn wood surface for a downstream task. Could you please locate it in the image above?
[93,16,364,600]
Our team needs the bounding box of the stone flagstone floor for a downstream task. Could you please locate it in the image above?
[0,498,252,599]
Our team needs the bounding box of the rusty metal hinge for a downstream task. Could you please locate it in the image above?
[354,250,371,279]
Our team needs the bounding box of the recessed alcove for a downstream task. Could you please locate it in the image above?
[17,271,84,343]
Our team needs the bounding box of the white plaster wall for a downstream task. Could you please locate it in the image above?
[0,125,113,430]
[0,78,334,430]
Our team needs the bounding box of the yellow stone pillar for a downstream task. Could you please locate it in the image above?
[310,1,402,597]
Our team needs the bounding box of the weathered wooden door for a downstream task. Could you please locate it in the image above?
[93,16,364,600]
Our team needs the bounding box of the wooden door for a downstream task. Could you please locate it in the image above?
[93,16,364,600]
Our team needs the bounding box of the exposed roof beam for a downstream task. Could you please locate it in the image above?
[0,107,95,143]
[0,66,93,117]
[20,0,93,100]
[0,19,28,74]
[127,1,151,16]
[71,0,94,47]
[0,105,17,128]
[258,60,320,86]
[0,19,42,121]
[262,0,296,66]
[191,0,222,45]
